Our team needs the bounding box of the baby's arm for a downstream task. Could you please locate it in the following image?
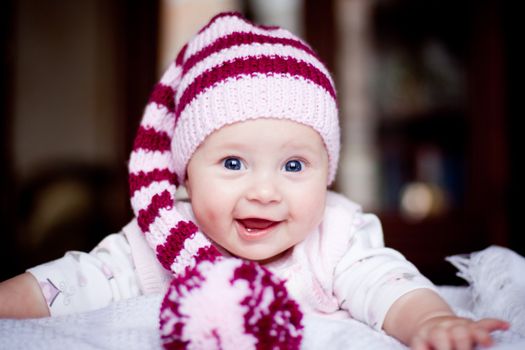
[1,231,143,319]
[383,288,509,349]
[0,272,49,318]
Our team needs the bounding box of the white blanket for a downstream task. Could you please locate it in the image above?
[1,246,525,349]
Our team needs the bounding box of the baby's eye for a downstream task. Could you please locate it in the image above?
[223,157,244,170]
[283,160,304,172]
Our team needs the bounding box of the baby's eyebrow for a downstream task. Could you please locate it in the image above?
[280,141,321,154]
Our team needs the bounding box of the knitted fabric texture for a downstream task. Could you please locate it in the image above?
[160,259,303,349]
[128,11,337,349]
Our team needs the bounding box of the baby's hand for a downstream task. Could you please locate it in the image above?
[411,316,509,350]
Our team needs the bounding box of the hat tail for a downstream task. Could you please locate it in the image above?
[128,58,221,274]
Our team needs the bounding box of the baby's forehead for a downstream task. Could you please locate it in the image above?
[210,117,319,135]
[188,119,329,169]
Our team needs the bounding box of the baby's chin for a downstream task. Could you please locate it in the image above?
[232,247,293,266]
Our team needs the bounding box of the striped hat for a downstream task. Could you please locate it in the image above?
[128,12,339,273]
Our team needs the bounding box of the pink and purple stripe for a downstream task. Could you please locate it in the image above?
[129,168,178,196]
[133,126,171,152]
[149,84,175,113]
[137,190,173,233]
[182,31,318,76]
[156,220,198,270]
[175,55,335,120]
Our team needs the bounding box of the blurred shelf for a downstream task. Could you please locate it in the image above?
[369,0,508,284]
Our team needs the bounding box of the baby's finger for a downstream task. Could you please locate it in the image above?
[410,335,430,350]
[450,325,473,350]
[428,327,452,350]
[475,318,510,332]
[471,319,508,347]
[472,327,493,347]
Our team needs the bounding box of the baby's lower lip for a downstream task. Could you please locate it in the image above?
[235,220,281,241]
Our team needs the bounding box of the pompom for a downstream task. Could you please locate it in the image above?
[160,258,303,350]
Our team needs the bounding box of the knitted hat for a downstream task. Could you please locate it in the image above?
[129,11,339,272]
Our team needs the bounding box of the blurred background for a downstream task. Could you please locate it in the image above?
[0,0,521,284]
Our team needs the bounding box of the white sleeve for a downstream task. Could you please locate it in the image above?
[333,213,436,330]
[27,233,141,316]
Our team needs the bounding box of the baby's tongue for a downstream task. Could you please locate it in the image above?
[238,218,275,230]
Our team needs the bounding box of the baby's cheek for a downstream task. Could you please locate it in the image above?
[299,192,326,227]
[192,201,225,235]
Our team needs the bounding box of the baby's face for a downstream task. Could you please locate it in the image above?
[185,118,329,264]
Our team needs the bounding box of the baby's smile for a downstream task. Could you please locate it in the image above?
[235,218,283,240]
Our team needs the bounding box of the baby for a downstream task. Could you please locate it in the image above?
[0,11,508,349]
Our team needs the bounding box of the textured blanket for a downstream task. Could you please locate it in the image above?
[1,246,524,349]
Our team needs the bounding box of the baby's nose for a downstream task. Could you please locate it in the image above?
[245,175,282,204]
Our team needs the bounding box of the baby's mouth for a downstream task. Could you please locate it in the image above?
[236,218,281,233]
